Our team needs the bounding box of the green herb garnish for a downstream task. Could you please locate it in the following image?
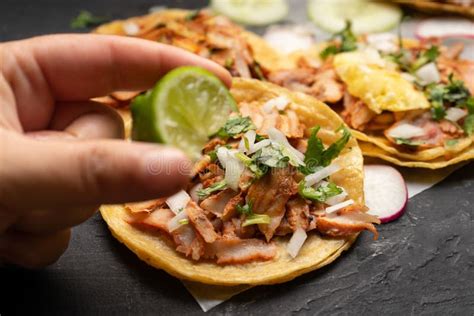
[237,201,271,227]
[215,116,255,138]
[298,181,343,202]
[300,125,351,175]
[178,219,189,225]
[395,138,422,147]
[445,139,459,148]
[70,10,109,29]
[320,21,357,59]
[464,114,474,136]
[196,180,227,199]
[185,10,200,21]
[411,45,440,71]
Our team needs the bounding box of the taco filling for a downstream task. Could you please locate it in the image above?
[124,100,378,265]
[268,23,474,153]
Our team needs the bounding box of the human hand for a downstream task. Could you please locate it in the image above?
[0,34,231,268]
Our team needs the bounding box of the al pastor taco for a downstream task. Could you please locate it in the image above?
[268,23,474,168]
[100,78,379,286]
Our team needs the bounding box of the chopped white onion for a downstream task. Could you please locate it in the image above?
[122,22,140,36]
[225,154,245,191]
[387,123,426,139]
[263,24,315,54]
[287,227,307,258]
[305,164,341,187]
[167,210,189,232]
[366,33,398,54]
[216,147,230,169]
[248,139,272,154]
[217,148,245,191]
[267,127,305,166]
[445,107,468,122]
[148,5,167,13]
[262,96,290,114]
[325,189,348,206]
[415,62,440,85]
[401,72,417,83]
[325,199,354,214]
[238,130,256,153]
[165,190,191,215]
[189,183,203,202]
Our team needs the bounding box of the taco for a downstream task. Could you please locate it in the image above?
[100,78,379,286]
[267,23,474,168]
[94,9,289,83]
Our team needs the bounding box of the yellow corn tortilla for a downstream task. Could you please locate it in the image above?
[359,140,474,169]
[100,78,363,286]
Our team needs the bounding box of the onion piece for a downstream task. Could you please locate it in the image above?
[366,33,398,53]
[387,123,426,139]
[189,183,203,202]
[325,199,354,214]
[216,147,230,169]
[325,189,348,206]
[415,62,440,85]
[225,154,245,191]
[263,24,315,54]
[401,72,416,83]
[262,96,290,114]
[165,190,191,215]
[305,163,341,187]
[167,210,189,232]
[238,130,256,153]
[445,107,468,122]
[286,227,307,258]
[248,139,272,154]
[122,22,140,36]
[266,127,305,166]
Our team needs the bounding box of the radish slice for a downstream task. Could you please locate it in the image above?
[287,227,307,258]
[166,190,191,214]
[416,18,474,40]
[364,165,408,223]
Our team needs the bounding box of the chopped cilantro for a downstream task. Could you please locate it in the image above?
[300,125,351,175]
[298,181,343,202]
[411,45,440,71]
[215,116,255,138]
[196,180,227,199]
[320,21,357,59]
[237,201,271,227]
[253,144,290,169]
[464,114,474,136]
[70,10,109,29]
[178,219,189,225]
[395,138,422,147]
[427,74,472,121]
[445,139,459,148]
[207,149,218,162]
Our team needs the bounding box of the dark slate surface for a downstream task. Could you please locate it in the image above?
[1,0,473,315]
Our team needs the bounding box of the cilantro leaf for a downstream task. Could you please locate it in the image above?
[395,138,423,147]
[464,114,474,136]
[215,116,255,138]
[300,125,351,175]
[411,45,440,71]
[427,75,472,121]
[253,144,290,169]
[319,21,357,59]
[70,10,109,29]
[298,181,343,202]
[237,201,271,226]
[196,180,227,199]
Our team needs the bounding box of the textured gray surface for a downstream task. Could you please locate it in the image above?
[1,0,474,315]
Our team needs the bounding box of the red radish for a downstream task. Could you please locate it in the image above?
[416,18,474,40]
[364,165,408,223]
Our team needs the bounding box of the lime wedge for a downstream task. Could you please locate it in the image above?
[131,66,237,160]
[308,0,402,34]
[211,0,288,26]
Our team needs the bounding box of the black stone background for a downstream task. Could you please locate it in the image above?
[0,0,473,315]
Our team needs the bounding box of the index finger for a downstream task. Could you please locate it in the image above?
[5,34,232,101]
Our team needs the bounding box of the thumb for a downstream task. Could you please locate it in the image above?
[0,130,192,210]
